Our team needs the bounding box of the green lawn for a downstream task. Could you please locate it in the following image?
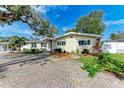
[78,53,124,78]
[110,54,124,61]
[78,56,96,63]
[78,54,124,63]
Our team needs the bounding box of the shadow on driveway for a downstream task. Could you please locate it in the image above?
[0,53,51,77]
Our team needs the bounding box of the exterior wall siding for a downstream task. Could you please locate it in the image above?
[53,35,97,53]
[21,41,52,51]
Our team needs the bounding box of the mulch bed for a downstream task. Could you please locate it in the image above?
[52,52,96,59]
[81,54,96,58]
[52,52,73,58]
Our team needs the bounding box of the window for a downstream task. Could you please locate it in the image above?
[41,43,46,47]
[62,41,66,45]
[31,43,36,48]
[57,41,60,45]
[57,41,66,46]
[78,40,90,45]
[87,40,90,45]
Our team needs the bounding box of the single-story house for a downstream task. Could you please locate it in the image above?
[0,32,102,54]
[102,39,124,53]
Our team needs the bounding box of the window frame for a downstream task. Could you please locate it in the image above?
[31,43,37,48]
[78,40,90,45]
[41,43,46,47]
[57,41,66,46]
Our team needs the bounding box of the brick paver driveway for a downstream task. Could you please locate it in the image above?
[0,53,124,88]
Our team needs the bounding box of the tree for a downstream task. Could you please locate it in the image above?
[110,33,119,40]
[0,37,5,42]
[76,11,105,35]
[110,32,124,40]
[47,25,59,38]
[65,28,77,33]
[0,5,49,35]
[21,37,29,41]
[8,36,27,51]
[0,36,9,42]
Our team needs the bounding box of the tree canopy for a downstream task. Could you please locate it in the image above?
[0,37,5,42]
[47,25,59,38]
[0,36,9,42]
[8,36,27,50]
[110,32,124,40]
[65,28,77,33]
[76,11,105,35]
[0,5,51,36]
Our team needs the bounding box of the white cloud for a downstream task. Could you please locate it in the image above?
[31,5,68,19]
[32,5,68,14]
[104,19,124,26]
[55,14,60,18]
[62,23,75,31]
[0,24,33,36]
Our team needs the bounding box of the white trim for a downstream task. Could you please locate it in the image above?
[55,32,102,39]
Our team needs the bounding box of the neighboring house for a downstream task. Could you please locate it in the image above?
[21,38,53,52]
[102,39,124,53]
[0,32,102,54]
[0,42,9,52]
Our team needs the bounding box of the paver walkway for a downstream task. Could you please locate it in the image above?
[0,54,124,88]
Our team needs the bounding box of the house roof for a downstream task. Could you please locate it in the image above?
[0,32,102,44]
[26,37,53,43]
[54,32,102,39]
[26,32,102,42]
[0,42,9,45]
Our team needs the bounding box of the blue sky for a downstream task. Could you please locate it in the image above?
[0,5,124,40]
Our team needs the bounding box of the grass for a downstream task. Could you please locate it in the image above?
[78,55,101,77]
[78,56,96,63]
[78,53,124,78]
[78,54,124,63]
[110,54,124,61]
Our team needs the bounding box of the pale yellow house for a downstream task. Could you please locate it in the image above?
[20,32,102,54]
[0,32,102,53]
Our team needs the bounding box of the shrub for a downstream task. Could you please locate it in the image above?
[97,53,112,65]
[83,59,101,77]
[31,49,35,53]
[22,48,31,54]
[81,52,124,78]
[34,49,40,53]
[22,48,40,54]
[76,48,80,54]
[97,53,124,74]
[31,48,40,54]
[81,49,89,54]
[54,48,62,53]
